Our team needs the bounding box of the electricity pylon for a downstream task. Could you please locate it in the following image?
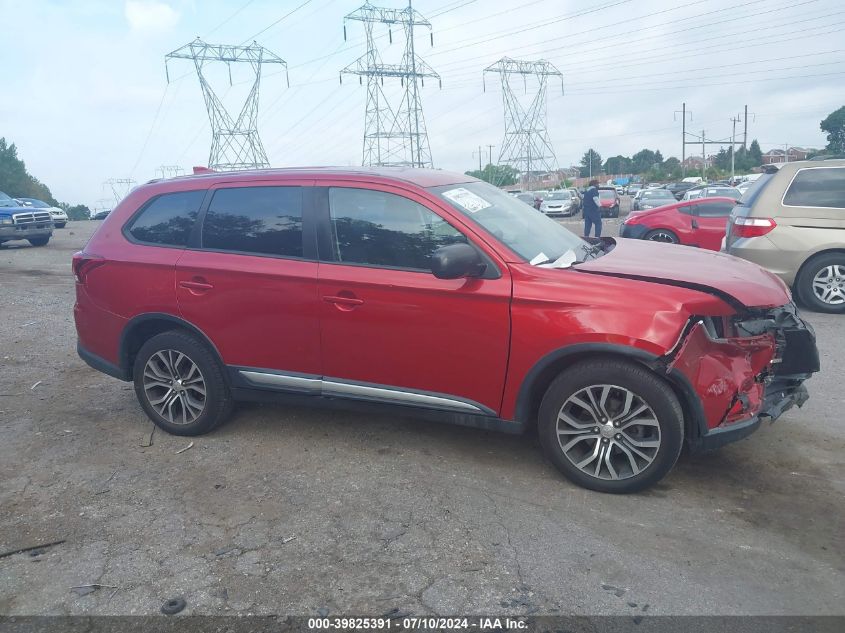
[103,178,137,205]
[165,37,288,171]
[156,165,185,179]
[341,1,440,168]
[484,57,563,188]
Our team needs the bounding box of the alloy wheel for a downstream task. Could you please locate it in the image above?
[648,231,676,243]
[143,350,207,425]
[556,384,661,481]
[812,265,845,305]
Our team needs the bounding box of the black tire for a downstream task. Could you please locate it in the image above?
[538,359,684,494]
[133,330,234,436]
[644,229,679,244]
[795,252,845,314]
[28,236,50,247]
[613,205,620,218]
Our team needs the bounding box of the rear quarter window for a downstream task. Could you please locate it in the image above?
[126,190,205,246]
[783,167,845,208]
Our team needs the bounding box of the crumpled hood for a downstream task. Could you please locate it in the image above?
[575,238,791,309]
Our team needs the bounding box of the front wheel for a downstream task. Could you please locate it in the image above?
[28,236,50,247]
[796,253,845,313]
[133,330,234,436]
[538,359,684,493]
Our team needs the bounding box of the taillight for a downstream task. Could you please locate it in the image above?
[732,216,776,238]
[72,251,105,284]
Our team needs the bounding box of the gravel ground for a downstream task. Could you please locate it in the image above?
[0,218,842,617]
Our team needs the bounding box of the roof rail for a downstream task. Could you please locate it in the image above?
[808,154,845,161]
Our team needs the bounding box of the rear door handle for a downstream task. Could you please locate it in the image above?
[323,295,363,306]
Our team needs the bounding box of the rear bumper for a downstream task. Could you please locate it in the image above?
[77,340,129,381]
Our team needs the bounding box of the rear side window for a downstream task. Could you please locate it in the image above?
[202,186,303,258]
[328,187,466,270]
[783,167,845,208]
[127,190,205,246]
[696,202,734,217]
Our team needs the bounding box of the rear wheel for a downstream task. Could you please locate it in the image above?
[644,229,678,244]
[133,330,234,435]
[538,359,684,493]
[796,253,845,314]
[28,236,50,247]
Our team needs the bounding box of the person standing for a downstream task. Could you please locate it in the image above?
[582,179,602,238]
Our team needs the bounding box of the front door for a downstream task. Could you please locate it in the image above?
[315,184,512,416]
[692,200,735,250]
[176,181,322,378]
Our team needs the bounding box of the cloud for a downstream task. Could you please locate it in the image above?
[125,0,180,32]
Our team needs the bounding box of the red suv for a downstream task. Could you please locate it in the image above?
[73,168,819,493]
[620,196,737,250]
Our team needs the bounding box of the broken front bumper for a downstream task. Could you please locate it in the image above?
[665,302,819,452]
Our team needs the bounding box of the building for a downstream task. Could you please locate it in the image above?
[762,147,816,164]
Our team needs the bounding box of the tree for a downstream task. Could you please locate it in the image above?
[655,150,664,164]
[631,149,659,174]
[579,149,602,178]
[0,138,58,204]
[748,139,763,167]
[66,205,91,221]
[820,106,845,153]
[603,155,632,175]
[465,164,519,186]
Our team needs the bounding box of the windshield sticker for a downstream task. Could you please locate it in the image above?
[442,187,492,213]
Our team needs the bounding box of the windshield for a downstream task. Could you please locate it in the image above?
[642,190,674,199]
[598,190,615,199]
[546,192,570,200]
[20,198,49,208]
[431,181,591,266]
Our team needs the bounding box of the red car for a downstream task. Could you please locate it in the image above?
[620,196,736,250]
[73,168,818,493]
[597,186,621,217]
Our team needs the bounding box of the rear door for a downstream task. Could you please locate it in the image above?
[692,200,734,250]
[314,183,512,416]
[175,180,323,378]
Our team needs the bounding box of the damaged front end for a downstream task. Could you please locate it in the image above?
[661,302,819,452]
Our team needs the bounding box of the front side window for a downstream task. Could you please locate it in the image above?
[127,190,205,246]
[783,167,845,208]
[202,186,303,258]
[328,187,466,270]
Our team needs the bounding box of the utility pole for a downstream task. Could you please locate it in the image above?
[730,114,742,183]
[675,103,692,177]
[487,144,495,168]
[743,104,748,150]
[588,149,592,180]
[484,57,563,188]
[165,38,288,170]
[701,129,706,181]
[473,146,483,172]
[341,1,440,168]
[784,143,789,163]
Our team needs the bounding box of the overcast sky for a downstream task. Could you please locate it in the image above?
[2,0,843,207]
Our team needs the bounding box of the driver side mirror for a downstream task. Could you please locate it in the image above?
[430,243,486,280]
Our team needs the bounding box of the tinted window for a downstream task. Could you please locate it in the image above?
[128,190,204,246]
[328,188,466,270]
[696,202,734,217]
[783,167,845,208]
[739,172,775,206]
[202,186,303,257]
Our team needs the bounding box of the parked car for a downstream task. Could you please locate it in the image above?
[73,167,819,493]
[0,191,53,247]
[631,188,676,211]
[568,188,582,210]
[597,186,620,217]
[91,209,112,220]
[539,190,579,217]
[726,158,845,313]
[621,196,737,250]
[664,182,698,200]
[627,183,643,196]
[18,197,68,228]
[735,181,754,197]
[615,184,625,195]
[681,186,741,202]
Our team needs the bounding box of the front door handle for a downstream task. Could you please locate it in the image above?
[179,278,214,294]
[691,219,699,229]
[323,295,364,306]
